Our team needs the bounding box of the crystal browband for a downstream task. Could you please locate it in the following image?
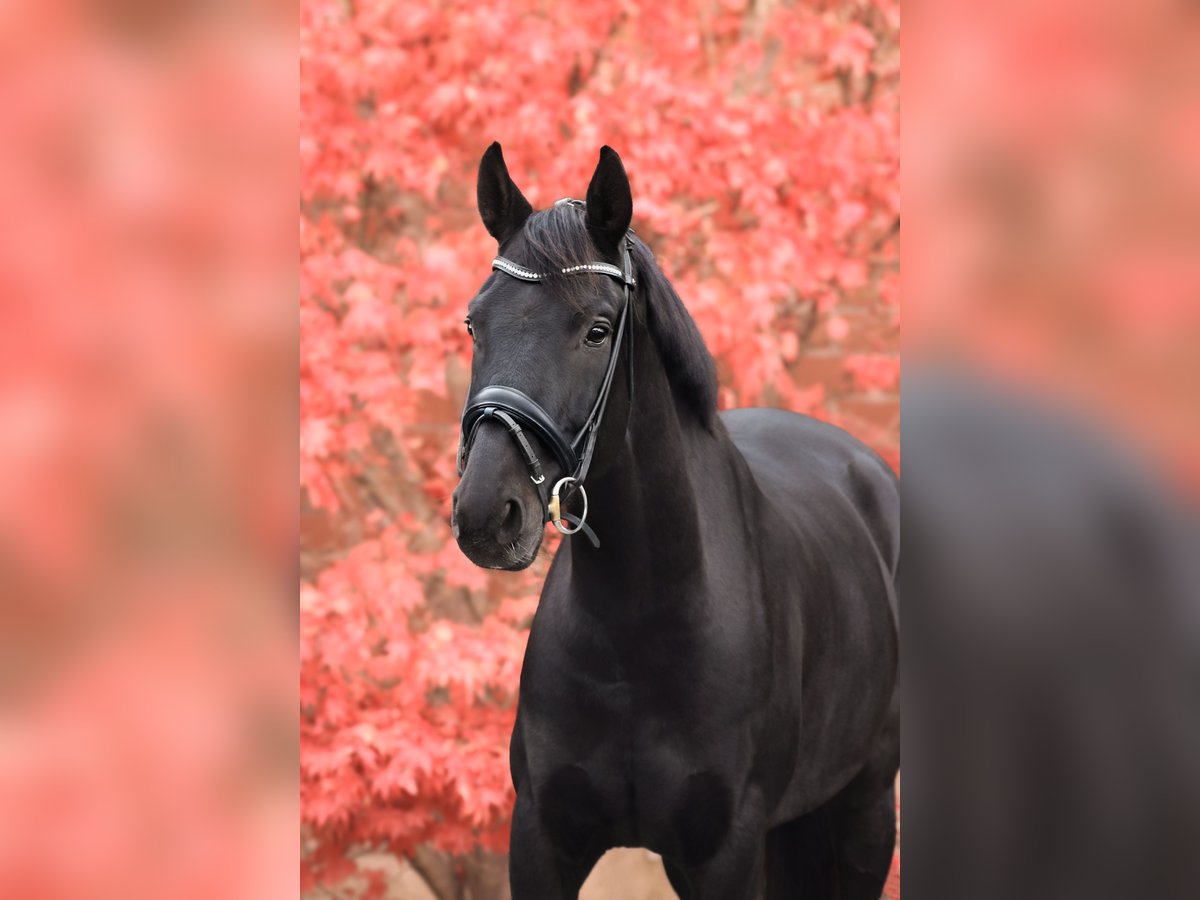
[492,257,631,284]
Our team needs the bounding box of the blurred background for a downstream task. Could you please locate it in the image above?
[299,0,898,897]
[0,2,296,899]
[904,0,1199,897]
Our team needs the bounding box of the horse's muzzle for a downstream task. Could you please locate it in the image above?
[452,427,545,570]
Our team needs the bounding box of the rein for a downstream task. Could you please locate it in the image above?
[457,200,635,549]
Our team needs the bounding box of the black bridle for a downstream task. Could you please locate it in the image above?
[457,200,635,549]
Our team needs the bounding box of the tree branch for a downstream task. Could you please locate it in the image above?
[409,845,461,900]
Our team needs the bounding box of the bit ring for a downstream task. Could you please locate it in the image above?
[548,476,588,535]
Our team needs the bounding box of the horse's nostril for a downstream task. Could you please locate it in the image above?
[495,499,524,543]
[500,499,521,534]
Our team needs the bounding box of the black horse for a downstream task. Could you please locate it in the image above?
[451,143,899,899]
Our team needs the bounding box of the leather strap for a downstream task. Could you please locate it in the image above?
[459,388,577,479]
[572,241,632,486]
[559,512,599,547]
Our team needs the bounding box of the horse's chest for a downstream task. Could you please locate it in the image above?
[517,595,769,859]
[520,667,752,863]
[530,726,739,866]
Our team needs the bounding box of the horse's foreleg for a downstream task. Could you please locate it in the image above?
[764,807,835,899]
[763,784,896,900]
[832,783,897,899]
[766,715,898,900]
[674,813,767,900]
[829,697,899,899]
[508,794,601,900]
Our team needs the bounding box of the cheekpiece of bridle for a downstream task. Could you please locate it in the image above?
[456,198,635,549]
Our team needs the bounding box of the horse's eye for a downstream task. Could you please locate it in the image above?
[585,323,611,346]
[464,318,475,339]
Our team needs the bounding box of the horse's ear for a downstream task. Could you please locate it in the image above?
[585,146,633,255]
[477,142,533,244]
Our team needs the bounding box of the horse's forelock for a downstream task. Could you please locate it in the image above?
[509,204,601,313]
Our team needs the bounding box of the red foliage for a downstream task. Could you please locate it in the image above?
[300,0,898,891]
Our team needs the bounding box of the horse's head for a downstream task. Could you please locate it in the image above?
[451,144,634,570]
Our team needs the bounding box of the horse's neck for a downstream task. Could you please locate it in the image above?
[566,345,750,607]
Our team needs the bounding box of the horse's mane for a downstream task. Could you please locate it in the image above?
[626,237,719,430]
[514,203,719,431]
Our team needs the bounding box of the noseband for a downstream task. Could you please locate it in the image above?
[457,200,635,549]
